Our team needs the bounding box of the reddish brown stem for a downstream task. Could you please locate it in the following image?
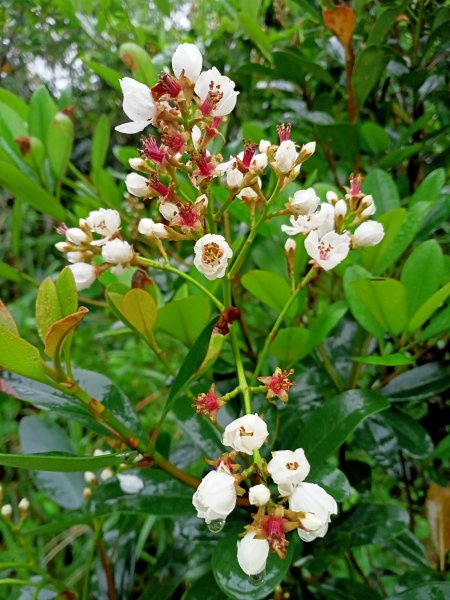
[97,539,116,600]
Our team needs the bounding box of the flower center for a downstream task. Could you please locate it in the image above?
[140,136,165,163]
[277,122,292,143]
[239,426,254,437]
[318,242,333,261]
[285,461,299,471]
[202,242,224,266]
[199,81,224,116]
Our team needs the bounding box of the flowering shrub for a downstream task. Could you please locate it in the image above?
[0,5,449,598]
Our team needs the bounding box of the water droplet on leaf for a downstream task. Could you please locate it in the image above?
[207,518,225,533]
[249,569,265,586]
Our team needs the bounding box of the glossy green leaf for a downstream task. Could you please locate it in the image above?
[119,42,157,87]
[156,296,211,346]
[0,160,65,220]
[352,354,414,366]
[0,451,130,471]
[36,277,63,342]
[0,299,18,336]
[318,579,382,600]
[355,413,398,467]
[381,362,450,402]
[293,390,390,465]
[0,88,29,119]
[56,267,78,317]
[362,169,400,215]
[387,582,450,600]
[353,48,390,109]
[336,503,409,546]
[351,278,408,336]
[183,572,224,600]
[409,282,450,332]
[83,59,122,90]
[28,85,56,142]
[269,327,310,364]
[343,266,385,339]
[309,465,351,502]
[433,435,450,459]
[213,527,296,600]
[0,325,48,383]
[46,112,74,180]
[44,306,89,358]
[92,470,193,517]
[91,114,110,174]
[401,240,444,317]
[242,270,300,319]
[411,168,446,206]
[383,410,434,458]
[360,122,390,156]
[387,530,429,568]
[19,415,84,509]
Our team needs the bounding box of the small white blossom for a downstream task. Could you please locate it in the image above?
[100,467,114,481]
[86,209,121,239]
[304,230,351,271]
[249,484,271,506]
[66,227,88,245]
[275,140,297,173]
[159,201,179,222]
[360,195,376,218]
[18,498,30,512]
[259,139,271,154]
[1,504,12,519]
[289,482,337,542]
[326,191,339,204]
[69,263,97,291]
[267,449,310,496]
[353,221,384,247]
[285,238,296,254]
[129,157,147,171]
[301,141,316,157]
[125,172,149,197]
[252,153,268,170]
[55,241,70,252]
[289,188,320,215]
[226,168,244,189]
[237,532,270,576]
[192,464,237,524]
[334,199,347,219]
[195,67,239,117]
[117,473,144,494]
[84,471,97,485]
[222,413,268,455]
[193,234,233,280]
[138,218,169,239]
[282,202,334,237]
[66,251,84,264]
[115,77,156,134]
[172,43,203,82]
[102,239,133,265]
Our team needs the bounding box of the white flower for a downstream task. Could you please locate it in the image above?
[215,157,236,176]
[117,473,144,494]
[237,533,270,576]
[86,209,121,239]
[172,43,203,82]
[222,414,268,455]
[360,195,376,218]
[289,482,338,542]
[125,172,149,197]
[66,227,88,245]
[66,251,84,264]
[353,220,384,247]
[1,504,12,518]
[267,449,310,496]
[138,218,169,239]
[69,263,97,291]
[193,234,233,280]
[275,140,297,173]
[192,465,237,524]
[282,202,334,237]
[226,168,244,189]
[129,157,147,171]
[259,139,271,154]
[252,153,268,170]
[84,471,97,485]
[93,449,110,457]
[18,498,30,511]
[334,199,347,219]
[100,467,114,481]
[249,484,271,506]
[289,189,320,215]
[102,239,133,265]
[55,241,70,252]
[326,191,339,203]
[238,186,258,201]
[195,67,239,117]
[304,230,351,271]
[115,77,156,134]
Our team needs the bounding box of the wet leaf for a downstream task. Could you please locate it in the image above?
[36,277,63,342]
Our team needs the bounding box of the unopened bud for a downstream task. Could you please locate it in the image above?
[1,504,12,521]
[18,497,30,520]
[301,141,316,157]
[259,139,271,154]
[129,157,149,171]
[326,191,339,204]
[226,168,244,189]
[84,471,97,485]
[334,199,347,219]
[55,241,70,252]
[100,467,114,481]
[285,238,296,276]
[83,487,93,501]
[249,484,271,506]
[284,239,296,254]
[133,453,144,464]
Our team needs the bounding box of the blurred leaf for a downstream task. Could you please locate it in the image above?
[83,59,122,91]
[242,270,300,319]
[213,527,295,600]
[360,121,390,156]
[387,530,429,568]
[387,582,450,600]
[323,5,356,47]
[44,307,89,358]
[0,451,130,471]
[411,168,446,206]
[293,390,390,464]
[352,354,414,366]
[337,503,409,546]
[0,299,18,335]
[237,11,272,63]
[0,160,65,220]
[28,85,56,142]
[318,579,382,600]
[408,282,450,332]
[426,485,450,573]
[91,114,110,174]
[140,545,187,600]
[383,410,434,459]
[353,47,390,109]
[350,278,408,336]
[367,2,408,45]
[46,112,74,180]
[0,260,23,283]
[381,363,450,402]
[19,415,84,509]
[36,277,63,342]
[183,572,224,600]
[316,124,359,161]
[362,169,400,215]
[433,435,450,459]
[0,325,48,383]
[0,102,27,138]
[0,88,28,119]
[273,51,335,86]
[119,42,157,87]
[309,465,351,502]
[269,327,310,364]
[157,297,211,346]
[401,240,444,317]
[344,265,385,339]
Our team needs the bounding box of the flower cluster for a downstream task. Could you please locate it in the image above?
[281,175,385,271]
[192,412,337,577]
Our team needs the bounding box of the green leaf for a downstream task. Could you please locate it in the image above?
[28,85,56,142]
[401,240,444,317]
[381,362,450,402]
[433,435,450,459]
[0,160,65,220]
[0,88,29,120]
[92,470,193,517]
[387,582,450,600]
[213,527,296,600]
[293,390,390,465]
[242,270,300,319]
[0,102,28,138]
[46,112,74,180]
[119,42,157,87]
[409,282,450,332]
[362,169,400,215]
[382,410,434,459]
[367,2,408,45]
[360,122,390,156]
[273,51,334,86]
[353,47,390,109]
[83,59,122,91]
[336,503,409,546]
[411,168,446,206]
[19,415,84,509]
[237,12,272,63]
[91,114,110,174]
[309,465,351,502]
[36,277,63,342]
[387,530,429,568]
[0,300,18,336]
[56,267,78,317]
[352,354,414,366]
[269,327,310,365]
[0,325,48,383]
[156,296,211,346]
[183,572,224,600]
[304,301,348,354]
[0,451,130,471]
[343,265,386,339]
[418,304,450,341]
[350,278,408,336]
[44,307,89,358]
[0,260,22,283]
